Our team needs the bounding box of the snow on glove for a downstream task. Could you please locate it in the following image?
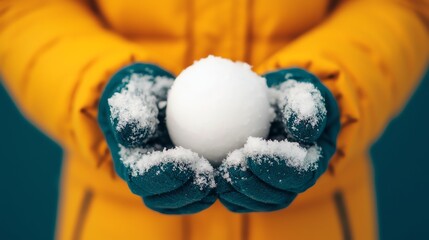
[98,63,216,214]
[216,68,341,213]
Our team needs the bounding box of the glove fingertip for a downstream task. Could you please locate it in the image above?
[284,111,327,143]
[127,161,193,196]
[142,179,216,211]
[278,78,328,144]
[218,197,253,213]
[112,121,156,147]
[100,62,175,148]
[147,193,216,215]
[247,155,317,193]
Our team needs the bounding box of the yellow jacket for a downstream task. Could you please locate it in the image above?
[1,0,428,239]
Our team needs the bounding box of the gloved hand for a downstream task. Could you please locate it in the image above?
[98,63,216,214]
[216,68,341,213]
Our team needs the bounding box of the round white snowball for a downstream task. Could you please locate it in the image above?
[166,56,274,164]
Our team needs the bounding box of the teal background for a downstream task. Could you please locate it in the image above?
[0,69,428,239]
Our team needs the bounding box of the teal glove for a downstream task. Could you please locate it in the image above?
[98,63,216,214]
[216,68,341,213]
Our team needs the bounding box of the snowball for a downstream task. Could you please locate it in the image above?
[166,56,275,164]
[118,145,216,189]
[108,74,173,137]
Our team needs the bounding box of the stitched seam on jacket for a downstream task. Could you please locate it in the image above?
[72,188,94,240]
[333,190,353,240]
[241,214,250,240]
[185,0,194,66]
[182,215,191,240]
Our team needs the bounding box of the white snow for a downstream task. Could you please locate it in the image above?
[108,74,173,137]
[243,137,321,171]
[166,56,275,164]
[221,137,321,182]
[118,145,216,189]
[270,80,326,127]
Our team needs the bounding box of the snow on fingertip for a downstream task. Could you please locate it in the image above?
[166,55,275,164]
[218,149,247,183]
[222,137,320,177]
[108,74,174,139]
[245,137,320,172]
[271,80,326,127]
[118,145,216,189]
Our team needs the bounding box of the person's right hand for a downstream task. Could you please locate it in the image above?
[98,63,216,214]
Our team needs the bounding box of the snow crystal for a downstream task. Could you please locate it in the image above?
[270,80,326,127]
[118,145,216,189]
[108,74,173,138]
[222,136,320,181]
[166,55,275,164]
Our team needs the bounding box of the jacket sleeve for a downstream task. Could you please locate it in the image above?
[0,0,150,166]
[255,0,429,173]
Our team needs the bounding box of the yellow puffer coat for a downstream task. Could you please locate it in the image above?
[1,0,428,239]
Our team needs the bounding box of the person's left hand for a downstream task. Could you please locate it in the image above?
[216,68,341,213]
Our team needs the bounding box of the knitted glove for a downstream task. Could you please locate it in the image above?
[98,63,216,214]
[216,68,341,213]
